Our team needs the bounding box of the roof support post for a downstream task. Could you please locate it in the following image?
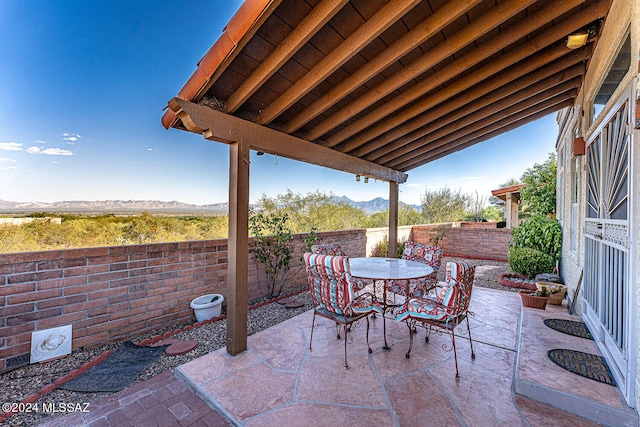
[227,140,250,355]
[388,182,399,258]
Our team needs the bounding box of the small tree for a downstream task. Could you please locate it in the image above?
[520,153,557,216]
[420,187,470,224]
[249,210,294,298]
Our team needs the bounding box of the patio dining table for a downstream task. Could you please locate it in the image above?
[350,257,434,350]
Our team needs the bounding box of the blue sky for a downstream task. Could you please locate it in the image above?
[0,0,556,206]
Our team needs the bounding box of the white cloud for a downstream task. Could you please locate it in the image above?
[62,133,81,143]
[0,142,23,151]
[35,140,47,144]
[146,147,154,151]
[0,157,16,163]
[27,146,74,156]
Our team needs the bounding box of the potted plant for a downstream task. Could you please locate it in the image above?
[537,282,566,305]
[190,294,224,322]
[519,285,551,310]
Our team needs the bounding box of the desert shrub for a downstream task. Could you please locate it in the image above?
[371,237,405,258]
[508,246,555,279]
[249,210,294,298]
[511,215,562,260]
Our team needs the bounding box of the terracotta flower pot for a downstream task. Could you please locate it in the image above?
[519,290,549,310]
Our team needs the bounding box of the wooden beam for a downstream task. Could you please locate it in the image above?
[349,46,587,157]
[227,140,250,355]
[377,75,582,166]
[388,182,399,259]
[311,0,544,144]
[408,101,573,168]
[225,0,349,113]
[167,98,407,183]
[284,0,484,133]
[395,97,574,170]
[322,0,605,148]
[388,89,577,169]
[257,0,421,125]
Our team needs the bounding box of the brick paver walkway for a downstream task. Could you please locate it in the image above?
[38,370,231,427]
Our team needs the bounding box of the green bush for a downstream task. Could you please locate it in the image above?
[508,246,555,279]
[511,215,562,260]
[371,237,405,258]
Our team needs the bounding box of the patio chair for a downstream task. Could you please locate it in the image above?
[310,242,346,256]
[385,241,442,299]
[311,242,370,293]
[304,252,382,368]
[395,260,475,380]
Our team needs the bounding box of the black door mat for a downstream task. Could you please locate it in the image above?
[543,319,593,340]
[58,341,167,392]
[547,349,616,386]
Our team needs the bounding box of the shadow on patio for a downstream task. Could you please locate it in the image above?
[175,287,635,427]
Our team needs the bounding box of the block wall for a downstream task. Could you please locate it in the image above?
[411,224,511,261]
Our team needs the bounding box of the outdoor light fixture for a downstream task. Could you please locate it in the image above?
[364,177,369,183]
[356,175,361,182]
[567,32,589,49]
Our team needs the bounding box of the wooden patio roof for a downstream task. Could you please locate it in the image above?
[163,0,610,182]
[162,0,612,356]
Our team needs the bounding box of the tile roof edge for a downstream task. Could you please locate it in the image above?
[162,0,273,129]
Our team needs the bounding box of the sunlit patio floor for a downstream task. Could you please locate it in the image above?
[175,287,637,427]
[39,287,638,427]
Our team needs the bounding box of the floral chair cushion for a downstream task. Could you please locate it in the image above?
[311,242,346,256]
[395,260,475,323]
[304,253,379,316]
[385,241,443,298]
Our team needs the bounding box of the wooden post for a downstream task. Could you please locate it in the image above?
[227,141,250,355]
[505,192,513,229]
[388,182,399,258]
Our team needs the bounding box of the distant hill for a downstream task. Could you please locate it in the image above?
[331,196,421,214]
[0,197,420,215]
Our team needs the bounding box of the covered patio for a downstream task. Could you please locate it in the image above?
[161,0,611,358]
[153,0,636,425]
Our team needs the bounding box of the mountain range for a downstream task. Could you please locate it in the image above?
[0,197,420,215]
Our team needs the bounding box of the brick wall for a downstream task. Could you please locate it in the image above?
[0,225,506,372]
[411,223,511,261]
[0,229,365,372]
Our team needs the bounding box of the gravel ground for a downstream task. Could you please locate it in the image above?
[1,257,511,426]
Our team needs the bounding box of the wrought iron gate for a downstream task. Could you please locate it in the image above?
[583,90,634,405]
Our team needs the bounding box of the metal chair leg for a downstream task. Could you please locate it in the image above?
[366,317,372,354]
[452,330,460,380]
[343,323,349,368]
[405,320,415,358]
[309,312,316,351]
[466,316,475,360]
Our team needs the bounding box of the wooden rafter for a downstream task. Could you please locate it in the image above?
[256,0,421,125]
[225,0,350,113]
[410,102,573,168]
[385,83,580,168]
[312,0,542,144]
[346,44,587,157]
[284,0,484,133]
[395,96,575,170]
[323,0,606,148]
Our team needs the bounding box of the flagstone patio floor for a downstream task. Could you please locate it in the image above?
[39,287,638,426]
